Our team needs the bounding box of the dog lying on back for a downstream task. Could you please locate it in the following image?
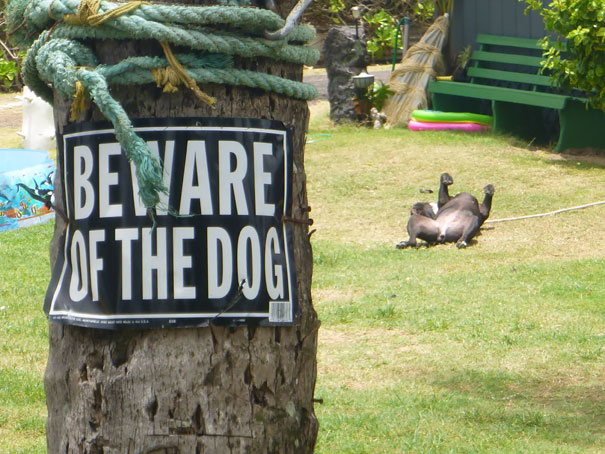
[397,173,494,249]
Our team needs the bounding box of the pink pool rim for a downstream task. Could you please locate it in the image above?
[408,119,491,132]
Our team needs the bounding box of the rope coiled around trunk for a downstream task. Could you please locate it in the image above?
[7,0,319,216]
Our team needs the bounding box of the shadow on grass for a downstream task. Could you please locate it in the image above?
[546,158,605,171]
[317,367,604,453]
[430,367,605,448]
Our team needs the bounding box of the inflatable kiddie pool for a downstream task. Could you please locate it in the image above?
[411,110,493,126]
[408,119,491,132]
[0,149,55,233]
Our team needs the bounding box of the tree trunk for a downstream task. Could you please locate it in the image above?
[45,3,319,453]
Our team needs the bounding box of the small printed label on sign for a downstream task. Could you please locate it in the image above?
[269,301,293,324]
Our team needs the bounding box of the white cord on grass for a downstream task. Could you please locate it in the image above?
[485,201,605,224]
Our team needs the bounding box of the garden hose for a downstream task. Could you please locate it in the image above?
[486,201,605,224]
[391,16,411,72]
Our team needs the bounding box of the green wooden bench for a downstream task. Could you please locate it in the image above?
[428,34,605,152]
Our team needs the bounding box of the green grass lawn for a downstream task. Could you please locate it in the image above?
[0,222,52,454]
[1,100,604,453]
[307,102,604,453]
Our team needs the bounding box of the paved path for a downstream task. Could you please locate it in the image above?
[303,68,391,100]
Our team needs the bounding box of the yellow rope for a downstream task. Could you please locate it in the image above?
[70,80,89,120]
[63,0,100,25]
[65,1,215,107]
[156,41,216,107]
[64,0,147,26]
[89,1,147,26]
[151,67,181,93]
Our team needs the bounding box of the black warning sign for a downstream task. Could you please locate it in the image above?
[44,117,298,329]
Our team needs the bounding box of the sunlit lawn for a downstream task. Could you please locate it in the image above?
[0,97,603,453]
[307,101,604,453]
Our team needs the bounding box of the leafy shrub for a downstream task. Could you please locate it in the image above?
[364,9,400,60]
[524,0,605,110]
[0,50,21,91]
[370,81,393,111]
[354,81,393,121]
[303,1,442,63]
[1,0,23,91]
[435,0,454,15]
[0,48,24,91]
[303,0,437,32]
[413,0,435,22]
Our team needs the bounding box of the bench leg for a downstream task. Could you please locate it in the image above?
[492,101,555,144]
[556,100,605,152]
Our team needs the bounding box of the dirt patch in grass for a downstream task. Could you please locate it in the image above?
[1,93,24,148]
[320,327,429,349]
[318,326,434,389]
[313,288,360,303]
[0,127,23,149]
[0,106,22,128]
[540,147,605,167]
[0,93,22,129]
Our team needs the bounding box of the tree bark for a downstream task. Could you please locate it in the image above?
[45,3,319,453]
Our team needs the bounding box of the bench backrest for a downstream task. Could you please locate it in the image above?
[466,34,565,92]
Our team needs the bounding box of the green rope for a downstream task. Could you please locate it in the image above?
[99,58,318,100]
[7,0,318,216]
[22,0,287,42]
[78,67,167,211]
[50,23,319,65]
